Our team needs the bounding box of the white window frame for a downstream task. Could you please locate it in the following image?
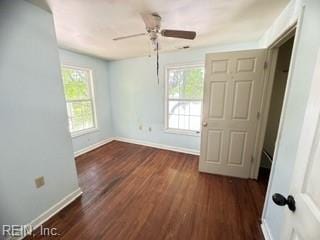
[61,65,98,138]
[164,62,204,136]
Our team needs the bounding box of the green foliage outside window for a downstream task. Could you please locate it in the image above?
[167,66,204,132]
[168,67,204,99]
[61,67,95,133]
[62,67,90,100]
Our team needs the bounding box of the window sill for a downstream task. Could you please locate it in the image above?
[164,129,201,137]
[71,127,98,138]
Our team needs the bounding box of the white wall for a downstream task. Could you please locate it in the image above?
[261,0,320,239]
[108,42,259,151]
[58,49,113,153]
[259,0,302,48]
[1,1,318,240]
[0,0,79,236]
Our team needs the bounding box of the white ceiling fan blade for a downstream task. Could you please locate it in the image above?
[113,33,146,41]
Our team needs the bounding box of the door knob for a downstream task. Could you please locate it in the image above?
[272,193,296,212]
[202,121,208,127]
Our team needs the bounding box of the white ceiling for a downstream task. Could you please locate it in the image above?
[43,0,289,60]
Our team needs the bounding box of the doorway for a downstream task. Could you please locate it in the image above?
[257,35,295,181]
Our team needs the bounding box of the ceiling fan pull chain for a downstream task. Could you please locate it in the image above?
[157,41,159,84]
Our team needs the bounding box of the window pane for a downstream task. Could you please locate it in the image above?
[182,68,204,99]
[168,114,179,129]
[169,100,192,116]
[62,67,91,101]
[166,65,204,132]
[71,102,83,119]
[190,116,201,131]
[82,101,93,118]
[67,101,94,133]
[190,101,202,116]
[72,117,84,132]
[168,100,180,115]
[62,66,96,134]
[168,67,204,99]
[82,102,94,129]
[83,115,94,129]
[178,115,189,130]
[168,70,183,99]
[179,101,190,115]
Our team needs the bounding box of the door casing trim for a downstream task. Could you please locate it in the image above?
[250,22,298,180]
[256,6,306,234]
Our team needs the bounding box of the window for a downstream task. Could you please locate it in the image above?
[61,66,96,136]
[165,63,204,134]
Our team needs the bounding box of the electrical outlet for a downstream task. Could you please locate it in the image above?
[148,127,152,132]
[35,176,45,188]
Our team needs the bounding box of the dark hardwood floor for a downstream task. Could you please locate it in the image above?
[27,141,268,240]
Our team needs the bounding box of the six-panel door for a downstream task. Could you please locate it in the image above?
[199,49,266,178]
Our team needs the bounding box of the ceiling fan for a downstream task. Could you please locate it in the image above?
[113,12,196,49]
[113,13,197,84]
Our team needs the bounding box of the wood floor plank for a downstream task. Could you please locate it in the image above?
[25,141,267,240]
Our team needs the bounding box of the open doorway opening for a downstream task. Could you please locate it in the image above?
[258,35,295,180]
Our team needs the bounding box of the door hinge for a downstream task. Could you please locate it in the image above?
[257,111,261,120]
[264,61,268,69]
[251,156,254,163]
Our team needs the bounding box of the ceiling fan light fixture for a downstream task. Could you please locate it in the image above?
[112,12,197,84]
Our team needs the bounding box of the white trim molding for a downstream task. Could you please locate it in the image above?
[30,188,82,230]
[61,64,98,137]
[261,219,274,240]
[164,62,205,134]
[7,188,82,240]
[74,137,200,158]
[71,127,98,138]
[114,137,200,156]
[74,138,114,157]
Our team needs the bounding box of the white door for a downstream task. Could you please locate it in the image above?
[199,49,266,178]
[280,50,320,240]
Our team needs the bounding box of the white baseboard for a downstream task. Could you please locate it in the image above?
[73,136,200,157]
[114,137,200,156]
[30,188,82,229]
[261,219,274,240]
[7,188,82,240]
[74,138,114,157]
